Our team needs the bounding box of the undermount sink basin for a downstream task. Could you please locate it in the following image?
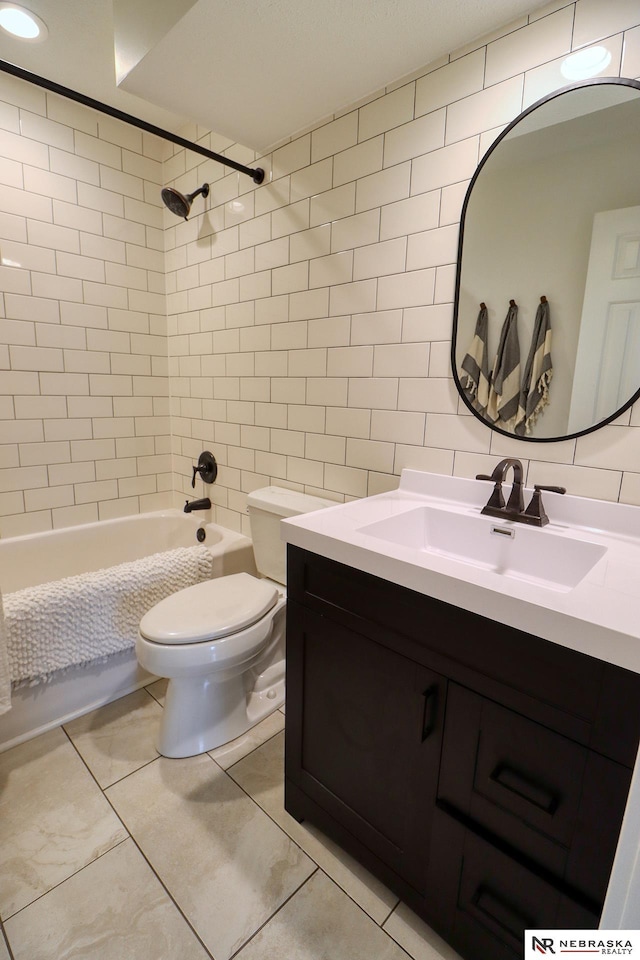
[358,505,607,591]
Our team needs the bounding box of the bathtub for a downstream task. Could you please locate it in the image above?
[0,510,256,752]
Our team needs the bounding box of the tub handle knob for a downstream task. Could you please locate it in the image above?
[191,451,218,487]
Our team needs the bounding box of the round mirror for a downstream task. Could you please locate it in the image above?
[452,77,640,442]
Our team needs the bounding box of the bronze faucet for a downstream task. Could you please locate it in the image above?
[476,458,565,527]
[476,458,524,515]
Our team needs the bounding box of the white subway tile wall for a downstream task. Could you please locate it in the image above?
[2,0,639,538]
[0,89,170,535]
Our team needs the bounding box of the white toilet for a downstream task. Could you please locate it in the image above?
[136,486,334,758]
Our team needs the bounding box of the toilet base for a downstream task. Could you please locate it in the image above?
[157,660,285,758]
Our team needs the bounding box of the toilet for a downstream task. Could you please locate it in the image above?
[136,486,334,758]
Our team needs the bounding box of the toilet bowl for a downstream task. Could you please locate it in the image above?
[136,486,334,758]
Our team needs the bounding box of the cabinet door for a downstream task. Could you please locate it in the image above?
[285,600,445,893]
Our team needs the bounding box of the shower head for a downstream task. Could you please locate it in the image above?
[161,183,210,220]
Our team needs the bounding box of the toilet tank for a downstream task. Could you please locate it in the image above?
[247,486,335,584]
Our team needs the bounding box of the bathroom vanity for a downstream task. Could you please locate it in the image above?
[281,471,640,960]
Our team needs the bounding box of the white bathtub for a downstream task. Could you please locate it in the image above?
[0,510,256,751]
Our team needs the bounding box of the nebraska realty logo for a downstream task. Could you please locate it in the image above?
[525,931,640,957]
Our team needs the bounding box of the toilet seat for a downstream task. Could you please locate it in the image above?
[136,595,286,678]
[139,572,278,645]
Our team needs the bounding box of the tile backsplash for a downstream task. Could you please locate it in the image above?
[1,0,640,538]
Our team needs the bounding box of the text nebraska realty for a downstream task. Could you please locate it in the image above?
[557,940,632,954]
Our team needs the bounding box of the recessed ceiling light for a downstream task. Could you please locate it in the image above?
[561,46,612,81]
[0,4,47,41]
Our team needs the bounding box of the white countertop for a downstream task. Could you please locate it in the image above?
[282,469,640,675]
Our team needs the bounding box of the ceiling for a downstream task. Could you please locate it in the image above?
[0,0,550,153]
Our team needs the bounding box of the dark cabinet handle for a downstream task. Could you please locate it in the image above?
[490,763,558,815]
[472,886,531,940]
[421,685,438,742]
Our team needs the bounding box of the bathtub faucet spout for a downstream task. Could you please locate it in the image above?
[184,497,211,513]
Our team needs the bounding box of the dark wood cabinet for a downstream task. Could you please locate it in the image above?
[285,546,640,960]
[286,601,445,891]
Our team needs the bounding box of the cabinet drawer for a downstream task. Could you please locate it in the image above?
[426,810,599,960]
[438,684,631,905]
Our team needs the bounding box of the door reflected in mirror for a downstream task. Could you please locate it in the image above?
[452,78,640,442]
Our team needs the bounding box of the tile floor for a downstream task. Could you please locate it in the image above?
[0,682,463,960]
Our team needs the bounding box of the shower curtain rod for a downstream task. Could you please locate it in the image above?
[0,58,265,184]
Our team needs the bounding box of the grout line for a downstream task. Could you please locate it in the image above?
[64,715,345,958]
[0,919,16,960]
[12,708,436,960]
[1,835,130,924]
[99,752,161,789]
[382,916,429,960]
[212,725,285,774]
[143,680,166,707]
[61,694,163,792]
[227,867,320,960]
[223,731,405,936]
[380,899,399,928]
[110,830,216,960]
[61,727,216,960]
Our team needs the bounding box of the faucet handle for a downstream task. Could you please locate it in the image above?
[191,450,218,488]
[523,484,566,526]
[475,473,505,510]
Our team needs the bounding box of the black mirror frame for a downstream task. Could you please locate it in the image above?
[451,75,640,443]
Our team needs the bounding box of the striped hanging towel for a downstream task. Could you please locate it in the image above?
[0,587,10,715]
[487,300,521,431]
[460,303,490,415]
[516,296,553,435]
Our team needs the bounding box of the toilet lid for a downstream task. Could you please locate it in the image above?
[139,573,278,644]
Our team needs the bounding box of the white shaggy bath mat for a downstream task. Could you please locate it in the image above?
[5,545,214,687]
